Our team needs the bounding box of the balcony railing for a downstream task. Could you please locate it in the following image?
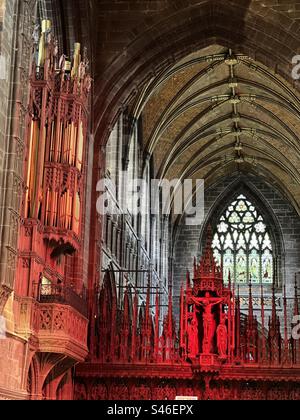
[34,283,88,318]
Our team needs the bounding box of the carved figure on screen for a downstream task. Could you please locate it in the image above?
[217,314,228,358]
[187,310,199,357]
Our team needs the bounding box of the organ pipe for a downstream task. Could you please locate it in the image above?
[24,20,91,246]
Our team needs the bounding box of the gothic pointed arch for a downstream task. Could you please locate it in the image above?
[100,268,117,305]
[97,269,118,361]
[27,356,40,400]
[199,178,285,288]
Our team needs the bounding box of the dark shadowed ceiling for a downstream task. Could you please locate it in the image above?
[133,45,300,213]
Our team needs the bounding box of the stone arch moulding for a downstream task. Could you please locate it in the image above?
[100,260,119,291]
[27,356,40,400]
[198,177,286,289]
[101,266,118,301]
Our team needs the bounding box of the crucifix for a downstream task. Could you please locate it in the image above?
[191,293,224,354]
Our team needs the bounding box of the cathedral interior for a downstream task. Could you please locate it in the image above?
[0,0,300,400]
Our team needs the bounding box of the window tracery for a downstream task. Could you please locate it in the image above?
[212,195,273,284]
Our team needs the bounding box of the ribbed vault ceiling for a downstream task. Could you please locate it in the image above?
[136,45,300,213]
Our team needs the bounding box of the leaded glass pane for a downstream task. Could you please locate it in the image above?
[218,221,228,233]
[237,200,247,212]
[224,233,234,250]
[213,249,222,267]
[263,233,272,250]
[250,233,259,250]
[223,250,234,284]
[237,233,246,250]
[245,230,250,243]
[233,230,239,243]
[255,222,266,233]
[229,212,240,223]
[249,250,260,283]
[212,234,221,249]
[212,194,273,285]
[243,212,254,223]
[262,249,273,283]
[236,250,247,283]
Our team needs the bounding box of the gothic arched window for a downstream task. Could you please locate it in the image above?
[212,194,273,284]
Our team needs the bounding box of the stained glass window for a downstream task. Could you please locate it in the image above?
[212,194,273,284]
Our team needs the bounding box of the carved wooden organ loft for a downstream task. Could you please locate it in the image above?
[16,19,91,297]
[90,227,300,370]
[25,20,91,243]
